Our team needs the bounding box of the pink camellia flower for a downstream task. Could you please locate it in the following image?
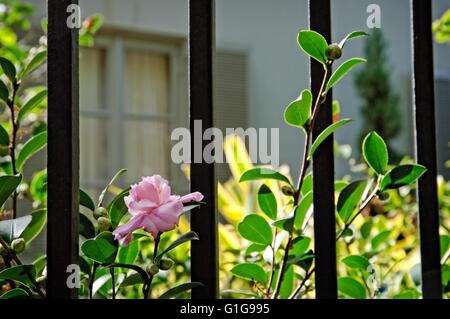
[113,175,203,245]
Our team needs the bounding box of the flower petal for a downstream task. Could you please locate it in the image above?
[113,214,146,242]
[181,192,204,203]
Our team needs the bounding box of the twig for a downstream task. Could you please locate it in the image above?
[0,235,45,298]
[289,179,380,299]
[272,65,330,299]
[7,82,19,219]
[89,262,99,299]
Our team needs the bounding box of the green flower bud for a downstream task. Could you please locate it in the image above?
[0,145,10,157]
[146,263,159,276]
[97,217,112,232]
[281,185,295,197]
[325,43,342,61]
[378,192,390,201]
[93,207,108,220]
[11,238,26,254]
[158,258,174,271]
[0,245,6,256]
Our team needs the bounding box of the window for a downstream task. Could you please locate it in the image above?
[80,36,187,196]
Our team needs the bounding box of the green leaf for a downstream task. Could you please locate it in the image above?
[380,164,427,191]
[20,209,47,244]
[338,31,369,48]
[284,89,312,129]
[231,263,267,284]
[156,231,199,262]
[325,58,366,93]
[0,215,32,243]
[159,282,204,299]
[272,216,294,232]
[270,265,295,298]
[20,50,47,80]
[240,168,291,185]
[237,214,273,246]
[79,188,95,211]
[245,243,267,256]
[337,180,368,223]
[393,289,420,299]
[371,230,391,250]
[338,277,367,299]
[108,188,130,228]
[297,30,329,65]
[309,119,352,158]
[0,79,9,103]
[288,236,311,259]
[360,220,373,240]
[294,191,313,230]
[98,168,127,207]
[81,231,118,265]
[0,288,29,299]
[258,184,277,220]
[341,255,370,271]
[182,204,200,214]
[300,174,312,195]
[16,131,47,172]
[79,213,95,239]
[0,124,9,146]
[0,175,21,207]
[17,89,47,121]
[118,239,139,264]
[0,57,16,82]
[106,263,148,285]
[440,235,450,259]
[362,131,388,174]
[287,249,314,271]
[0,265,36,288]
[33,255,47,276]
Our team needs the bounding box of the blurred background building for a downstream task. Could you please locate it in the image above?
[26,0,450,193]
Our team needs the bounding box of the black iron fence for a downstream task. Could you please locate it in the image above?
[46,0,442,299]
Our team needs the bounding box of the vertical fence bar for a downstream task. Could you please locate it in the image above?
[410,0,442,299]
[309,0,337,299]
[189,0,218,299]
[47,0,79,299]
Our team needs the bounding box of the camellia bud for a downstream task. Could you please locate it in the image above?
[0,145,10,157]
[281,185,295,197]
[11,238,26,254]
[378,192,390,201]
[93,207,108,220]
[325,43,342,61]
[97,217,112,232]
[0,245,6,256]
[159,258,174,271]
[146,263,159,276]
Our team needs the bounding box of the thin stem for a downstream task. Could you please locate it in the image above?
[266,229,278,296]
[289,267,315,299]
[0,235,45,298]
[143,234,161,299]
[289,180,381,299]
[110,267,116,299]
[8,83,19,219]
[89,262,99,299]
[336,181,380,241]
[272,65,330,299]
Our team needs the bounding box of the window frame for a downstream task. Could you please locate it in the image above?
[80,33,188,193]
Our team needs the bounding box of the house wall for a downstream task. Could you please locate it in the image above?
[29,0,450,178]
